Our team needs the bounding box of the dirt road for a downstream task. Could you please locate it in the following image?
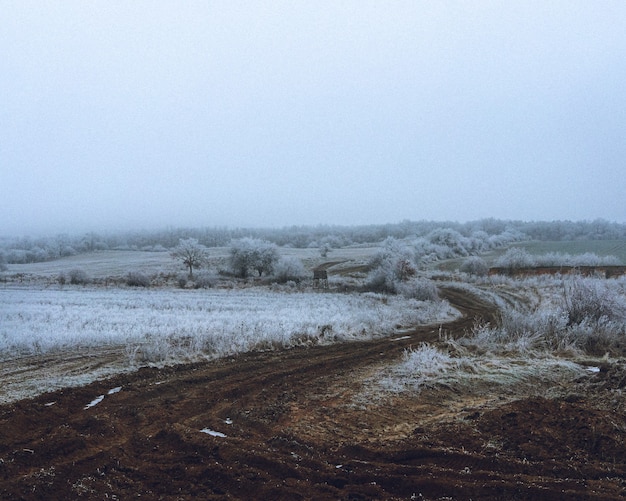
[1,288,625,500]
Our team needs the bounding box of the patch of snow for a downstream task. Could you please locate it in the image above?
[108,386,122,394]
[224,418,233,425]
[84,395,104,409]
[392,336,411,341]
[200,428,227,438]
[586,366,600,373]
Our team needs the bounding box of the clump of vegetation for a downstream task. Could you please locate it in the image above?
[458,277,626,357]
[535,252,621,267]
[67,268,89,285]
[564,278,625,325]
[375,341,585,395]
[460,256,489,276]
[495,247,536,271]
[365,239,438,300]
[192,271,217,289]
[272,256,307,284]
[229,238,279,278]
[394,278,439,301]
[127,271,150,287]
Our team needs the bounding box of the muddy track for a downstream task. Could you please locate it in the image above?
[1,288,625,499]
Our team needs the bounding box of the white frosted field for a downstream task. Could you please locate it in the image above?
[0,285,456,362]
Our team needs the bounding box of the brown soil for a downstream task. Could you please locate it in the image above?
[1,288,625,500]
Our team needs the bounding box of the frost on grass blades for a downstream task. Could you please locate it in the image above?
[373,342,590,399]
[0,286,454,364]
[371,276,626,401]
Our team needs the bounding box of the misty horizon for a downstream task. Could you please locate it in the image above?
[2,2,625,236]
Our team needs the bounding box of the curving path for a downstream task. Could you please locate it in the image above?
[1,287,624,500]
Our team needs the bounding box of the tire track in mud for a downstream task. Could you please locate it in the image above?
[1,287,624,500]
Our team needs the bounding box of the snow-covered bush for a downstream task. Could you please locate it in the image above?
[192,271,217,289]
[395,277,439,301]
[495,247,536,271]
[459,277,626,356]
[563,278,626,325]
[68,268,89,285]
[460,256,489,276]
[126,271,151,287]
[427,228,470,257]
[366,238,418,293]
[534,252,621,267]
[272,256,307,283]
[176,273,188,288]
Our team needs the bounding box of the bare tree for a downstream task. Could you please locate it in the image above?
[171,238,209,278]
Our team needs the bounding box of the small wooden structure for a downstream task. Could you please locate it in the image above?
[313,269,329,289]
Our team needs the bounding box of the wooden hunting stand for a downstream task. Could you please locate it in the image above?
[313,269,328,289]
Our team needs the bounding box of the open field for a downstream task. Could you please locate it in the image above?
[1,250,626,499]
[496,240,626,264]
[3,246,381,281]
[0,285,454,404]
[1,284,626,499]
[438,239,626,272]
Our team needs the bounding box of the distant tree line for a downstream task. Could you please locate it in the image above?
[1,219,625,265]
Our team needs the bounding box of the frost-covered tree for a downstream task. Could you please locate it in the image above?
[366,238,419,293]
[229,238,279,278]
[427,228,470,257]
[171,238,209,278]
[460,256,489,276]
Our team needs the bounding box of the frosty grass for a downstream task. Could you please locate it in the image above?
[0,286,456,362]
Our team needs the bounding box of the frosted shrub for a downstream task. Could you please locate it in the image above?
[460,256,489,276]
[495,247,536,271]
[567,317,626,356]
[176,274,188,288]
[68,268,89,285]
[460,277,626,356]
[427,228,470,257]
[193,271,217,289]
[400,344,456,375]
[395,277,439,301]
[534,252,622,267]
[366,241,419,294]
[126,271,150,287]
[272,256,307,283]
[563,278,626,325]
[379,344,476,392]
[365,260,396,293]
[570,252,620,267]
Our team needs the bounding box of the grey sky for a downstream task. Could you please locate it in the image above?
[1,1,625,236]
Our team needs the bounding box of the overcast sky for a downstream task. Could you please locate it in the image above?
[1,1,625,236]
